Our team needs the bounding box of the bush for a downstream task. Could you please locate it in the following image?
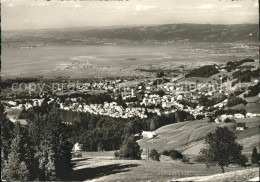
[238,155,248,167]
[162,150,171,156]
[149,149,161,161]
[170,150,183,160]
[224,118,232,123]
[244,83,260,97]
[182,156,190,163]
[208,116,216,123]
[251,147,259,165]
[114,151,119,159]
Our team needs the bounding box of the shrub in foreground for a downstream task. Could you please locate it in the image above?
[170,150,183,160]
[114,151,119,159]
[149,149,161,161]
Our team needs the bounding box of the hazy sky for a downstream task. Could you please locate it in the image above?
[2,0,259,30]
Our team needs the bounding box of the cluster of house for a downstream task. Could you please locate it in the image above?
[60,101,148,119]
[214,113,245,123]
[4,72,260,124]
[55,79,139,94]
[7,99,45,110]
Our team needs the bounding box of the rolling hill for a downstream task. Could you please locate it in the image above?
[137,117,260,159]
[2,24,259,47]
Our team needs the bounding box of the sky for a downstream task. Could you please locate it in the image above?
[1,0,259,30]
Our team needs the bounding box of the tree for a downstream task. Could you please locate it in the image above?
[175,110,188,122]
[224,118,232,123]
[227,96,247,107]
[29,109,72,180]
[2,123,30,181]
[170,150,183,160]
[18,108,28,119]
[119,136,142,160]
[149,149,161,161]
[150,119,159,131]
[251,147,259,165]
[200,127,247,173]
[1,105,14,170]
[208,115,215,123]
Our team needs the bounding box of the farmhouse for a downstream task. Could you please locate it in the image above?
[142,131,157,139]
[236,123,246,131]
[234,113,245,119]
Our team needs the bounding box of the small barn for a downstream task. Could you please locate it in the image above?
[72,142,83,152]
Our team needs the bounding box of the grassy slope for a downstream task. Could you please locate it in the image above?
[137,118,260,159]
[231,103,260,114]
[71,152,249,182]
[173,167,259,182]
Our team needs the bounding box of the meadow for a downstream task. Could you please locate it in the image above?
[68,151,257,182]
[138,117,260,159]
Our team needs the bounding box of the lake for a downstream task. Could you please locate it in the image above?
[2,43,257,78]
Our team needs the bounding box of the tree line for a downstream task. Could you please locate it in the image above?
[21,101,194,152]
[1,103,72,181]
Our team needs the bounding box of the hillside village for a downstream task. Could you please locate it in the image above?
[1,0,260,180]
[2,54,260,182]
[3,59,260,126]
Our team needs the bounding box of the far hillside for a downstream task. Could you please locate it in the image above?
[137,117,259,160]
[2,24,259,47]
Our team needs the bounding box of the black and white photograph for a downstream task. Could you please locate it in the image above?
[1,0,259,181]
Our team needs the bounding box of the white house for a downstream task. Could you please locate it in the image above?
[246,112,260,118]
[142,131,157,139]
[72,143,83,152]
[8,101,17,106]
[246,113,254,118]
[234,113,245,119]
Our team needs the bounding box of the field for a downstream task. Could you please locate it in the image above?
[68,151,255,182]
[66,117,259,181]
[138,118,260,159]
[174,167,259,182]
[4,107,27,125]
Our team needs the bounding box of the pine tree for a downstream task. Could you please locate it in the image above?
[33,110,72,180]
[18,162,30,181]
[119,135,142,160]
[2,124,30,181]
[251,147,259,165]
[1,104,14,166]
[46,149,56,180]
